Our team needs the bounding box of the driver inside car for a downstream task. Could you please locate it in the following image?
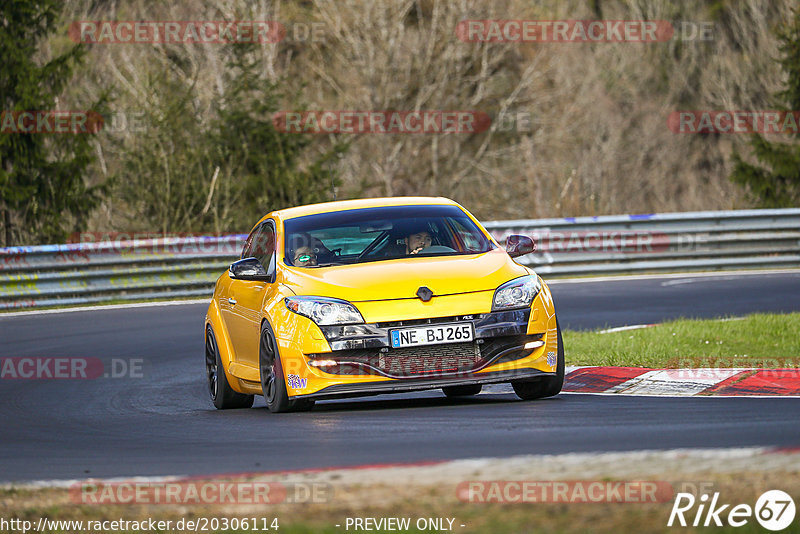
[405,229,433,255]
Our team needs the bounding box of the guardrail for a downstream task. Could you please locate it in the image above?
[1,208,798,310]
[483,208,800,276]
[0,235,246,310]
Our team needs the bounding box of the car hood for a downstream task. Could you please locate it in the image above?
[280,249,529,302]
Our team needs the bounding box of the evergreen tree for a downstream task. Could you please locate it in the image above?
[730,8,800,207]
[212,44,347,225]
[0,0,103,245]
[116,42,346,234]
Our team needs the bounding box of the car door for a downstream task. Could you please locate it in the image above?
[221,220,277,370]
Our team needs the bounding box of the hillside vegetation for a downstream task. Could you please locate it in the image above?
[20,0,798,238]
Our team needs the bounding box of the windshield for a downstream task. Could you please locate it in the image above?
[283,205,495,267]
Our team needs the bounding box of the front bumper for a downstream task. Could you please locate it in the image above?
[309,309,544,379]
[272,286,559,398]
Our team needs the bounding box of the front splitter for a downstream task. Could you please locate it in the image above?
[291,368,551,400]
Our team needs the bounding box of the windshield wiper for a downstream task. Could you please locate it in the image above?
[308,261,347,268]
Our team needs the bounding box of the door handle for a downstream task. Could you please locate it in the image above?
[227,297,237,306]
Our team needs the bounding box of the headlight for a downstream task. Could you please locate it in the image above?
[492,275,542,310]
[284,296,364,326]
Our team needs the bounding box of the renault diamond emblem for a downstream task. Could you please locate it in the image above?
[416,286,433,302]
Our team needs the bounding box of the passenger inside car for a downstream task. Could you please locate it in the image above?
[287,232,334,266]
[292,246,318,267]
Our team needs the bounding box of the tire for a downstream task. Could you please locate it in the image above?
[259,321,315,413]
[511,320,564,400]
[442,384,482,397]
[206,326,254,410]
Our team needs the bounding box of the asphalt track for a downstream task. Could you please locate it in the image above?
[1,271,799,482]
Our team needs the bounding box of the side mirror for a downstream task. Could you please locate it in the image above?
[229,257,271,281]
[505,235,536,258]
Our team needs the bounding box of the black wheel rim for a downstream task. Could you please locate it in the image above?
[260,331,277,405]
[205,330,218,401]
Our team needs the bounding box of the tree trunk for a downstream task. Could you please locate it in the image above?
[2,207,11,247]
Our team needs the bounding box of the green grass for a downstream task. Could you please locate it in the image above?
[564,313,800,368]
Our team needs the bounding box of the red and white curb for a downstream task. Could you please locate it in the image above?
[564,366,800,396]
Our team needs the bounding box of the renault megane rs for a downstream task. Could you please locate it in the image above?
[205,197,563,412]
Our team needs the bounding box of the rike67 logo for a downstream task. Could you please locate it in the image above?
[668,490,796,531]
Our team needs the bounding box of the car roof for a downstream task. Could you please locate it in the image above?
[272,196,459,221]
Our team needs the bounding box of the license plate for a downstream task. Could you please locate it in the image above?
[390,322,474,348]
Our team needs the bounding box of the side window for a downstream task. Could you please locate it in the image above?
[241,226,258,259]
[250,222,276,272]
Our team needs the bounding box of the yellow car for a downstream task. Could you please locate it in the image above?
[205,197,562,412]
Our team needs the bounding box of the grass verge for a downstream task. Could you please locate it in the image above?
[564,313,800,368]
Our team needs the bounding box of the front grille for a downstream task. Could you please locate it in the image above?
[378,342,482,376]
[309,342,483,378]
